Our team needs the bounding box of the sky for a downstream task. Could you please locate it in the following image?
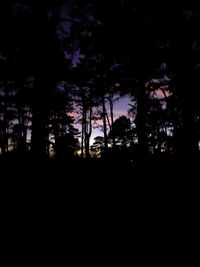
[90,95,132,144]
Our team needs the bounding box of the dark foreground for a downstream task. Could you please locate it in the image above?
[1,153,199,179]
[0,153,199,221]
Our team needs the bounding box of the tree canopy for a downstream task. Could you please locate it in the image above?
[0,1,199,167]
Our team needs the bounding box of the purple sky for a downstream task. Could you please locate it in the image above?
[90,95,132,144]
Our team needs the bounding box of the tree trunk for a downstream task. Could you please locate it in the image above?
[53,116,59,158]
[81,114,84,158]
[85,105,92,159]
[21,107,27,153]
[174,72,199,158]
[81,94,86,158]
[108,92,116,149]
[135,80,148,159]
[102,95,108,155]
[32,99,48,159]
[31,3,54,160]
[2,86,8,155]
[17,105,27,154]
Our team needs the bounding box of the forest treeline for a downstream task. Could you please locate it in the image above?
[0,1,200,163]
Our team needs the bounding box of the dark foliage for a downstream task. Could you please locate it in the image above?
[0,1,199,170]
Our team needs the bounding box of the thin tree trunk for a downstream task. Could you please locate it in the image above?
[108,92,116,149]
[102,95,108,155]
[3,86,8,154]
[85,105,92,159]
[31,3,51,160]
[17,105,27,154]
[84,114,87,158]
[53,116,59,158]
[81,114,84,158]
[32,91,49,159]
[174,74,199,157]
[17,106,23,152]
[21,106,27,153]
[81,94,86,158]
[135,80,148,159]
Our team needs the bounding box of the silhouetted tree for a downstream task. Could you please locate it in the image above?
[1,0,199,164]
[108,116,132,148]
